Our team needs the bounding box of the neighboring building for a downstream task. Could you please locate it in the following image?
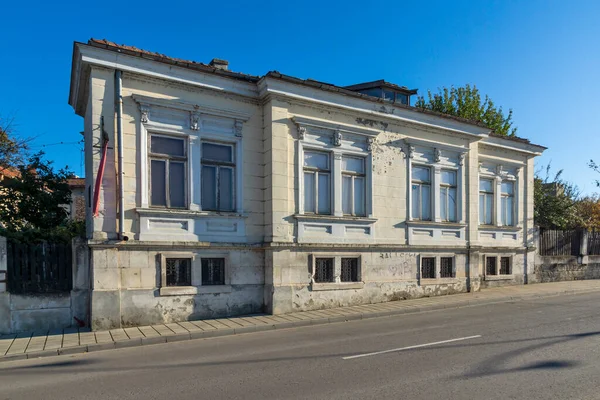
[67,178,86,221]
[69,39,546,330]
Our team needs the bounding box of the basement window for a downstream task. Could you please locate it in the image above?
[341,258,360,282]
[440,257,455,278]
[421,257,436,279]
[165,258,192,287]
[314,258,335,283]
[500,257,512,275]
[486,257,497,276]
[201,258,225,286]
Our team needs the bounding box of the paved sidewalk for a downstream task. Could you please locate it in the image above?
[2,280,600,363]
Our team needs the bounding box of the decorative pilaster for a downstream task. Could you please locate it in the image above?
[333,153,343,216]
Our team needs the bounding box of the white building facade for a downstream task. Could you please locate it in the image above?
[69,39,545,329]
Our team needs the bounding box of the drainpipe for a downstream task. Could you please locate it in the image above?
[115,70,127,241]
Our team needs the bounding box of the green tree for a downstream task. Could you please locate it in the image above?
[534,165,581,229]
[0,152,79,242]
[414,84,517,136]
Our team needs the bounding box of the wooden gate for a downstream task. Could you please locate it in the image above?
[6,241,72,294]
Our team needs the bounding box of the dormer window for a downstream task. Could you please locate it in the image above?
[344,80,416,105]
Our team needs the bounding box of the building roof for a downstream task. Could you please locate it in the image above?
[67,178,85,188]
[82,39,545,150]
[344,79,418,95]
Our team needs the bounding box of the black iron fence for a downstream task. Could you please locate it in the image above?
[539,229,600,256]
[6,240,72,294]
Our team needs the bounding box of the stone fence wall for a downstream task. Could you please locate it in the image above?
[0,237,90,334]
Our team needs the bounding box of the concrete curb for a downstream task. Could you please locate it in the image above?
[2,286,599,364]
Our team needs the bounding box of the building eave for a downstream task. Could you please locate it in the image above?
[258,76,491,139]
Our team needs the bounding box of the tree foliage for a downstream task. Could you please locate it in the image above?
[414,84,517,136]
[0,152,82,242]
[0,116,29,169]
[574,196,600,230]
[534,165,581,230]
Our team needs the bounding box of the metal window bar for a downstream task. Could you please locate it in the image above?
[314,258,334,283]
[201,258,225,285]
[421,257,436,279]
[500,257,511,275]
[341,258,359,282]
[486,257,497,276]
[440,257,454,278]
[165,258,191,286]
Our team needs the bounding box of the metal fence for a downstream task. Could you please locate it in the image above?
[6,240,72,294]
[538,229,581,256]
[588,230,600,256]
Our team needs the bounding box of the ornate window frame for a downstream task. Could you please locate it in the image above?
[132,94,250,242]
[292,116,379,244]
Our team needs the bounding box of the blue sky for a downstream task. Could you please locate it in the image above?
[2,0,599,193]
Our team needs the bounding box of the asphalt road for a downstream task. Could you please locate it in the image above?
[2,292,600,400]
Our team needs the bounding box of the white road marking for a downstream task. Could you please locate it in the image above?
[342,335,482,360]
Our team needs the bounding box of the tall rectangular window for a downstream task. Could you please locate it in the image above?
[342,156,366,216]
[303,151,331,215]
[201,142,235,212]
[149,135,186,208]
[479,179,494,225]
[412,166,431,221]
[501,181,515,226]
[486,256,497,276]
[440,170,457,222]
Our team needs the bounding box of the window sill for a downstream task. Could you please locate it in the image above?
[420,278,460,285]
[478,225,522,232]
[137,208,247,219]
[310,282,365,291]
[407,220,466,228]
[485,275,514,281]
[295,214,377,224]
[159,285,232,296]
[159,286,197,296]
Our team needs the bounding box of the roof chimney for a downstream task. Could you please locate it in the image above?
[209,58,229,71]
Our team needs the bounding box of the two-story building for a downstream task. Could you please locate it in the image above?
[69,39,545,330]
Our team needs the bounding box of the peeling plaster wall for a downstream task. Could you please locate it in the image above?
[89,245,264,330]
[267,248,470,314]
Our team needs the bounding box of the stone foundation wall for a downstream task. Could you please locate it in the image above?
[89,244,265,330]
[267,247,475,314]
[534,255,600,283]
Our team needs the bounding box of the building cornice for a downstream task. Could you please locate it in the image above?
[69,42,259,116]
[258,77,492,140]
